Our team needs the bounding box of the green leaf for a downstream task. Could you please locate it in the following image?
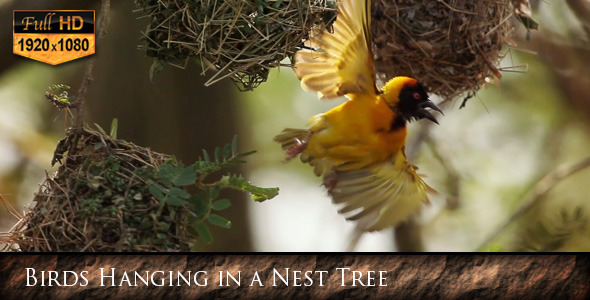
[210,186,220,199]
[222,142,232,160]
[187,194,209,217]
[187,223,199,237]
[158,222,170,231]
[110,118,118,139]
[217,175,279,202]
[164,195,184,207]
[231,135,238,154]
[208,214,231,229]
[272,0,284,9]
[158,162,197,187]
[236,150,257,158]
[250,188,279,202]
[214,147,221,164]
[211,199,231,211]
[49,83,70,91]
[158,163,175,186]
[192,160,217,175]
[148,184,165,201]
[187,215,199,225]
[173,166,197,186]
[149,59,164,82]
[202,149,210,162]
[169,187,190,199]
[196,222,213,244]
[94,123,108,137]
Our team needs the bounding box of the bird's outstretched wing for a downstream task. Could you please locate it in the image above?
[294,0,378,99]
[328,150,435,231]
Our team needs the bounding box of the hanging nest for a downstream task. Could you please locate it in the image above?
[136,0,522,100]
[371,0,514,101]
[135,0,337,91]
[1,129,193,252]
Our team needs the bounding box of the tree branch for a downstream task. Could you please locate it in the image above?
[395,221,424,252]
[477,156,590,251]
[74,0,111,130]
[425,136,461,210]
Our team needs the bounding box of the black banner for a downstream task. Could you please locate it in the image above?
[13,11,94,34]
[0,254,588,299]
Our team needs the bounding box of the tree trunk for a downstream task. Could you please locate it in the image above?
[84,0,252,251]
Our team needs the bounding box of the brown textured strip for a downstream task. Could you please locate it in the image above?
[0,255,588,299]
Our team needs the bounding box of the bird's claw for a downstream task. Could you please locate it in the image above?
[284,131,311,161]
[284,138,307,162]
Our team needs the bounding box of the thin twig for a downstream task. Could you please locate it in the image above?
[74,0,111,130]
[477,156,590,250]
[436,0,477,15]
[0,194,22,220]
[425,136,461,210]
[476,45,502,79]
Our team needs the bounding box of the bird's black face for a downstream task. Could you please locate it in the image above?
[397,82,443,124]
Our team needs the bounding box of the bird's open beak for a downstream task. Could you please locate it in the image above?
[417,100,443,124]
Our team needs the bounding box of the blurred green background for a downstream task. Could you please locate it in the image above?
[1,0,589,251]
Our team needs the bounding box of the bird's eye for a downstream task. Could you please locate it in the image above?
[413,92,421,100]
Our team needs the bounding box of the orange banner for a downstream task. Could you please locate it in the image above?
[13,10,95,65]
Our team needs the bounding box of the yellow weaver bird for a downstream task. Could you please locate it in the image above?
[274,0,442,232]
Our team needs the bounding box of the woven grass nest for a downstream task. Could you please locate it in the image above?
[372,0,514,100]
[137,0,516,100]
[2,130,193,252]
[136,0,337,91]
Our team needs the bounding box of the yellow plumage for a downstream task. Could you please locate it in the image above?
[274,0,441,231]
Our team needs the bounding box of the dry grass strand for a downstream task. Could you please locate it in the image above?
[136,0,337,91]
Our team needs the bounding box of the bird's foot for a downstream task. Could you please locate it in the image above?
[284,133,310,161]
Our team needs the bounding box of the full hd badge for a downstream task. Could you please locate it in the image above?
[13,10,95,65]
